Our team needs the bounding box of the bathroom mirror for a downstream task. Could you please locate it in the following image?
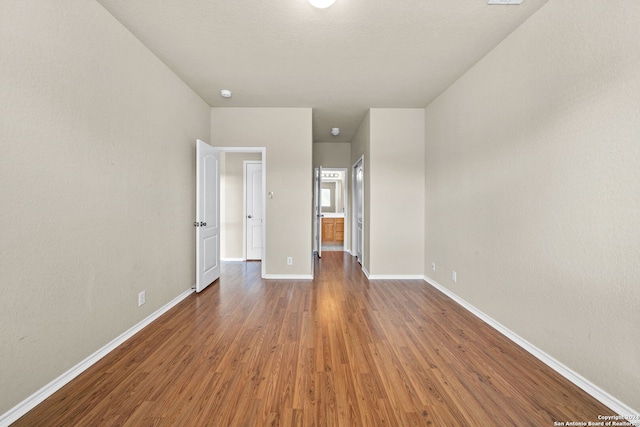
[321,171,345,214]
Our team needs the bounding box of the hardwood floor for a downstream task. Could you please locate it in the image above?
[13,252,613,426]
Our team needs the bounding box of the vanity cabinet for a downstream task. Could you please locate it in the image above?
[322,217,344,242]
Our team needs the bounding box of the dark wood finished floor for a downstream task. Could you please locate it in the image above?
[14,252,613,426]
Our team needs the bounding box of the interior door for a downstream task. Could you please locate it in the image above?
[313,167,319,256]
[195,139,220,292]
[245,161,263,260]
[355,159,363,265]
[315,166,323,258]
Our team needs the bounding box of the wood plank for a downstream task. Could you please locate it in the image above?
[12,252,614,426]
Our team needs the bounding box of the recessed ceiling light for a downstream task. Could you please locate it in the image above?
[331,128,340,136]
[308,0,336,9]
[488,0,523,4]
[220,89,232,98]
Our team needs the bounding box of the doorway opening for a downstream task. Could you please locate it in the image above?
[218,148,266,275]
[313,167,349,255]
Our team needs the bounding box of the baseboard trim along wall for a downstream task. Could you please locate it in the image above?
[220,258,245,262]
[263,274,313,280]
[0,288,195,427]
[368,274,425,280]
[423,275,639,423]
[362,266,371,279]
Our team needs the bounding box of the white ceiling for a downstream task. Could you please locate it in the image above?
[96,0,548,142]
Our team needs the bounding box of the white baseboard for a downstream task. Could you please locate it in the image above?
[0,288,195,427]
[221,257,244,262]
[263,274,313,280]
[367,274,424,280]
[423,275,639,423]
[362,266,370,278]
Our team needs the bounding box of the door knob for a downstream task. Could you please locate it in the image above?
[247,215,252,218]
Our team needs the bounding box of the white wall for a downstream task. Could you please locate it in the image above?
[210,108,313,277]
[369,109,425,276]
[351,112,371,270]
[350,109,425,276]
[0,0,211,415]
[313,142,351,169]
[424,0,640,411]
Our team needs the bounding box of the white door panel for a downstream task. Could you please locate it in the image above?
[203,235,218,271]
[245,162,263,260]
[354,158,363,265]
[196,139,220,292]
[314,166,323,258]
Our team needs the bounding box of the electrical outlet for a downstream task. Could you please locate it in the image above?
[287,257,293,265]
[451,271,457,283]
[138,291,146,306]
[432,262,436,272]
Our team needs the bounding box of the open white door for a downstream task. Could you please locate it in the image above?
[195,139,220,292]
[354,158,363,265]
[313,168,318,256]
[314,166,323,258]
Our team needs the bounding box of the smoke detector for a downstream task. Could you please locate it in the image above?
[331,128,340,136]
[220,89,232,98]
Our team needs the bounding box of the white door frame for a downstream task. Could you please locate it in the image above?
[316,167,349,254]
[215,147,267,278]
[352,156,364,265]
[243,160,263,260]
